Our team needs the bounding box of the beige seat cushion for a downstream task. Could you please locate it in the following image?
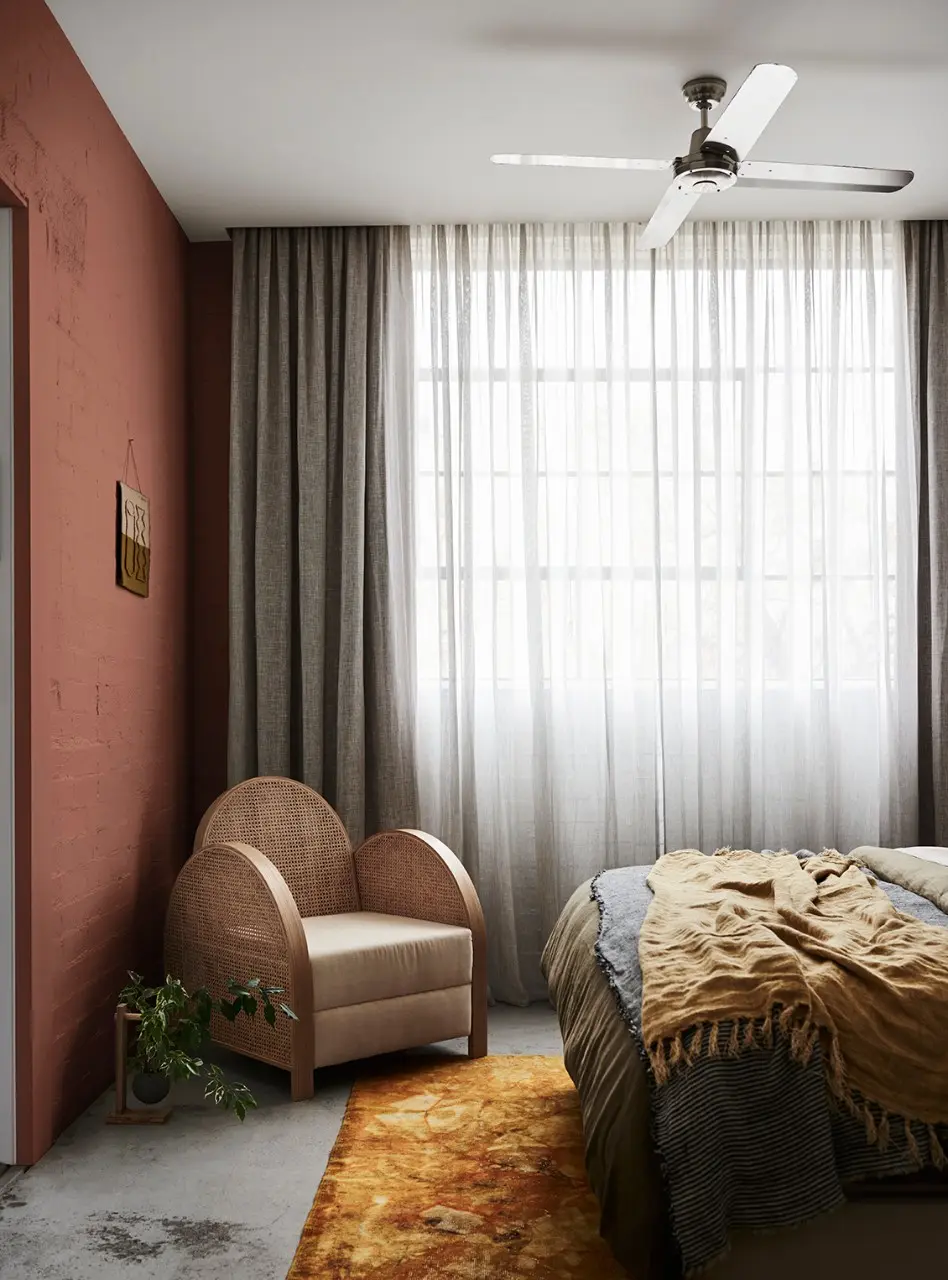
[302,912,472,1012]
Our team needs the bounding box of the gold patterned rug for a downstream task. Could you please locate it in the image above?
[287,1054,627,1278]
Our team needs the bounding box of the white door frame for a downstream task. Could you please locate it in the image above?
[0,208,15,1166]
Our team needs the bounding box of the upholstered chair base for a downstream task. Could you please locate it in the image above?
[312,985,473,1069]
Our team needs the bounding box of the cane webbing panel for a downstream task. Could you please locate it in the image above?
[165,845,295,1069]
[198,778,359,918]
[354,832,470,928]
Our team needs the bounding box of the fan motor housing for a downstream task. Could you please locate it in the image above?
[674,149,739,195]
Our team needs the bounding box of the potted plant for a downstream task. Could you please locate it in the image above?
[118,971,298,1119]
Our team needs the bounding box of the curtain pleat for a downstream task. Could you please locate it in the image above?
[902,221,948,843]
[228,227,417,843]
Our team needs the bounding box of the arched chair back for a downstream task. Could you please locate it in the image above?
[194,776,359,917]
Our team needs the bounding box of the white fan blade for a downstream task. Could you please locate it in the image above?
[638,181,704,250]
[704,63,797,161]
[738,160,913,193]
[491,153,671,171]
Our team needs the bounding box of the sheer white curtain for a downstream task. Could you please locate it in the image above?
[408,222,917,1001]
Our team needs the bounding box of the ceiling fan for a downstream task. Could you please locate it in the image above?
[491,64,913,249]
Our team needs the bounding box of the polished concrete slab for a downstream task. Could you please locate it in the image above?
[0,1004,564,1279]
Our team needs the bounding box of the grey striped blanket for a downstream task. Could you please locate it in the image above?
[591,856,948,1276]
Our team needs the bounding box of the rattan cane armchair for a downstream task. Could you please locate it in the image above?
[164,777,487,1100]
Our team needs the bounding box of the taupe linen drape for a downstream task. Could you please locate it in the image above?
[228,227,416,843]
[903,222,948,844]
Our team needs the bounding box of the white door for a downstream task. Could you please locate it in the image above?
[0,208,15,1166]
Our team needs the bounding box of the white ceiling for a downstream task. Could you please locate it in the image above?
[47,0,948,242]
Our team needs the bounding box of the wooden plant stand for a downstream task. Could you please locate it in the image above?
[106,1003,172,1125]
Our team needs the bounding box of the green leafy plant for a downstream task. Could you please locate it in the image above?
[119,972,298,1121]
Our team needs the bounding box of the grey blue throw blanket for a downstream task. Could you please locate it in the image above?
[592,856,948,1276]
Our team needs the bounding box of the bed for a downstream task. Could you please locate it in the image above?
[541,845,948,1279]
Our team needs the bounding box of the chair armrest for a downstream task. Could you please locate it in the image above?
[164,841,314,1072]
[354,828,486,971]
[353,829,483,931]
[354,830,488,1058]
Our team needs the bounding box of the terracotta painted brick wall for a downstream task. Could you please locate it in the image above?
[0,0,190,1161]
[187,241,232,830]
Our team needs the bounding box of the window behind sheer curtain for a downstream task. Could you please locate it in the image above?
[408,223,916,1001]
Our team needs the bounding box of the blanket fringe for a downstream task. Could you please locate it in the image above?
[905,1118,922,1167]
[789,1019,810,1063]
[929,1126,946,1170]
[708,1022,720,1058]
[726,1021,741,1058]
[827,1035,846,1097]
[864,1105,878,1145]
[670,1032,685,1069]
[647,1005,948,1175]
[686,1024,704,1065]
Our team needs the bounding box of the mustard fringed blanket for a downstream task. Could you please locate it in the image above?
[641,849,948,1164]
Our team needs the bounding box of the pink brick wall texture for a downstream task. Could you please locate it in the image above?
[0,0,190,1162]
[187,242,231,830]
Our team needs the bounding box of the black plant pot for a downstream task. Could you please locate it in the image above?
[131,1070,171,1106]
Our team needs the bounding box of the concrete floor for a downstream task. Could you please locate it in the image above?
[0,1005,564,1279]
